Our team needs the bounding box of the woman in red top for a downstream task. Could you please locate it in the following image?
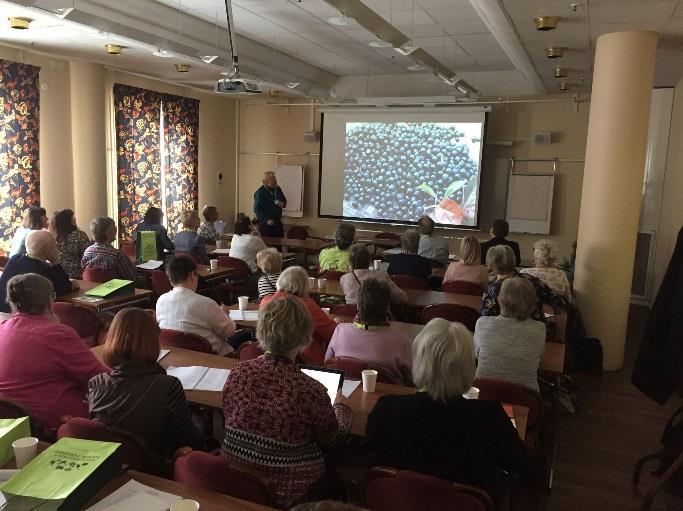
[260,266,337,365]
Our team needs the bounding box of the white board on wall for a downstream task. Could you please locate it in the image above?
[273,165,304,218]
[506,174,555,234]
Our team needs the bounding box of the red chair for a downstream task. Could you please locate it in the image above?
[120,242,136,258]
[392,274,430,290]
[330,303,358,317]
[217,257,251,303]
[441,280,485,296]
[319,270,345,281]
[151,269,173,296]
[159,329,213,353]
[287,226,309,240]
[57,417,154,472]
[52,302,104,347]
[361,466,495,511]
[324,357,393,384]
[82,267,114,283]
[421,304,480,332]
[238,341,264,361]
[175,451,275,506]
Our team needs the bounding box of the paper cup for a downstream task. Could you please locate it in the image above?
[170,499,200,511]
[317,278,326,289]
[238,296,249,311]
[463,386,480,400]
[12,437,38,468]
[209,259,218,270]
[321,307,330,315]
[362,369,378,393]
[216,239,226,249]
[309,277,316,286]
[373,259,382,270]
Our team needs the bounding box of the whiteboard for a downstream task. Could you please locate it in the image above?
[273,165,304,218]
[506,174,554,234]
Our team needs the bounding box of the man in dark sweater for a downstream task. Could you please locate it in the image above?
[387,228,432,281]
[253,171,287,238]
[0,231,73,312]
[480,219,521,267]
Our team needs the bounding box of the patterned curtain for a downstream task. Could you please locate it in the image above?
[0,59,40,255]
[114,84,162,242]
[162,93,199,237]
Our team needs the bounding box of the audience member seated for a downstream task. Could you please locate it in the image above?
[326,278,412,385]
[319,223,356,273]
[260,266,337,364]
[474,278,545,392]
[0,231,73,313]
[521,239,572,303]
[256,247,282,300]
[442,236,489,290]
[222,297,352,509]
[49,209,91,279]
[417,215,450,267]
[198,205,221,243]
[9,206,48,257]
[88,307,203,459]
[174,210,209,264]
[156,256,237,355]
[340,245,407,305]
[481,246,567,336]
[365,318,526,497]
[82,217,137,282]
[0,274,109,431]
[229,214,267,275]
[136,207,174,260]
[387,229,432,281]
[480,219,521,267]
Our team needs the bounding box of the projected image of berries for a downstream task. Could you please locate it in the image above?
[342,122,480,226]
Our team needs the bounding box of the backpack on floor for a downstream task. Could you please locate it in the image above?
[573,337,603,375]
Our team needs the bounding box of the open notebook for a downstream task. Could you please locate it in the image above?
[166,366,230,391]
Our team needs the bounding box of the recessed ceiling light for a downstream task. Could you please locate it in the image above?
[153,48,173,58]
[369,38,393,48]
[105,44,124,55]
[545,47,565,58]
[553,67,568,78]
[328,13,356,26]
[175,64,191,73]
[200,55,218,63]
[9,17,31,30]
[535,16,560,31]
[559,81,571,91]
[406,63,425,71]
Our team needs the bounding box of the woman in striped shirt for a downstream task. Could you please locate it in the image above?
[256,247,282,300]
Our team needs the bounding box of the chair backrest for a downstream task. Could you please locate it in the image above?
[175,451,275,506]
[52,302,103,347]
[474,377,543,428]
[120,242,136,258]
[421,304,479,332]
[217,256,250,281]
[392,274,430,290]
[374,232,401,241]
[330,303,358,317]
[57,417,152,471]
[362,466,494,511]
[0,395,51,442]
[159,329,213,353]
[287,226,308,240]
[441,280,485,296]
[238,341,264,361]
[151,269,173,296]
[319,270,345,281]
[324,357,392,384]
[82,267,114,283]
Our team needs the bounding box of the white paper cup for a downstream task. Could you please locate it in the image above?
[362,369,378,393]
[321,307,330,315]
[373,259,382,270]
[238,296,249,311]
[463,386,480,400]
[309,277,316,286]
[170,499,200,511]
[317,278,326,289]
[12,437,38,468]
[209,259,218,270]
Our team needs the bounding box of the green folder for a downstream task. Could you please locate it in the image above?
[84,279,134,298]
[136,230,157,263]
[0,417,30,467]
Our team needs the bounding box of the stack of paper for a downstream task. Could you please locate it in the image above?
[166,366,230,391]
[136,260,163,270]
[228,310,259,321]
[87,479,181,511]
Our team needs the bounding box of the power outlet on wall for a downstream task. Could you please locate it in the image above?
[217,171,224,185]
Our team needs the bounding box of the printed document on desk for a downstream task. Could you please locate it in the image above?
[166,366,230,391]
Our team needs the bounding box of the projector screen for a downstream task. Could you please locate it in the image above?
[319,108,487,228]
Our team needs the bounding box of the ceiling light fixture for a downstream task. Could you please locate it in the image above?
[8,17,31,30]
[286,82,300,88]
[406,63,425,71]
[175,64,191,72]
[535,16,560,31]
[328,13,356,26]
[153,48,173,58]
[454,79,481,100]
[394,45,419,56]
[553,67,568,78]
[369,37,393,48]
[200,55,218,63]
[545,47,565,58]
[559,81,571,91]
[105,44,124,55]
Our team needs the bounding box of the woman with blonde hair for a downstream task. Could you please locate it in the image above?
[521,239,572,302]
[256,247,283,299]
[366,317,526,497]
[88,307,202,458]
[173,210,209,264]
[442,236,489,290]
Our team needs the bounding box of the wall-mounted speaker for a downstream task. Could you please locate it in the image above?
[304,131,320,142]
[534,131,553,144]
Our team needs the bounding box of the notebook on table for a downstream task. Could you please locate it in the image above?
[298,365,344,404]
[84,280,135,298]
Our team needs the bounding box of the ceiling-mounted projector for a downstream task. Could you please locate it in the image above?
[215,77,262,94]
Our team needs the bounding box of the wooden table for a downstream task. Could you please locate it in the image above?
[196,265,233,282]
[59,280,153,313]
[92,346,528,440]
[262,236,333,256]
[87,470,276,511]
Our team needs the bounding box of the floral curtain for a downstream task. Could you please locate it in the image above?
[114,84,161,242]
[162,93,199,237]
[0,59,40,255]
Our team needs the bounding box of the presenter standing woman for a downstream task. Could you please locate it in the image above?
[254,171,287,238]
